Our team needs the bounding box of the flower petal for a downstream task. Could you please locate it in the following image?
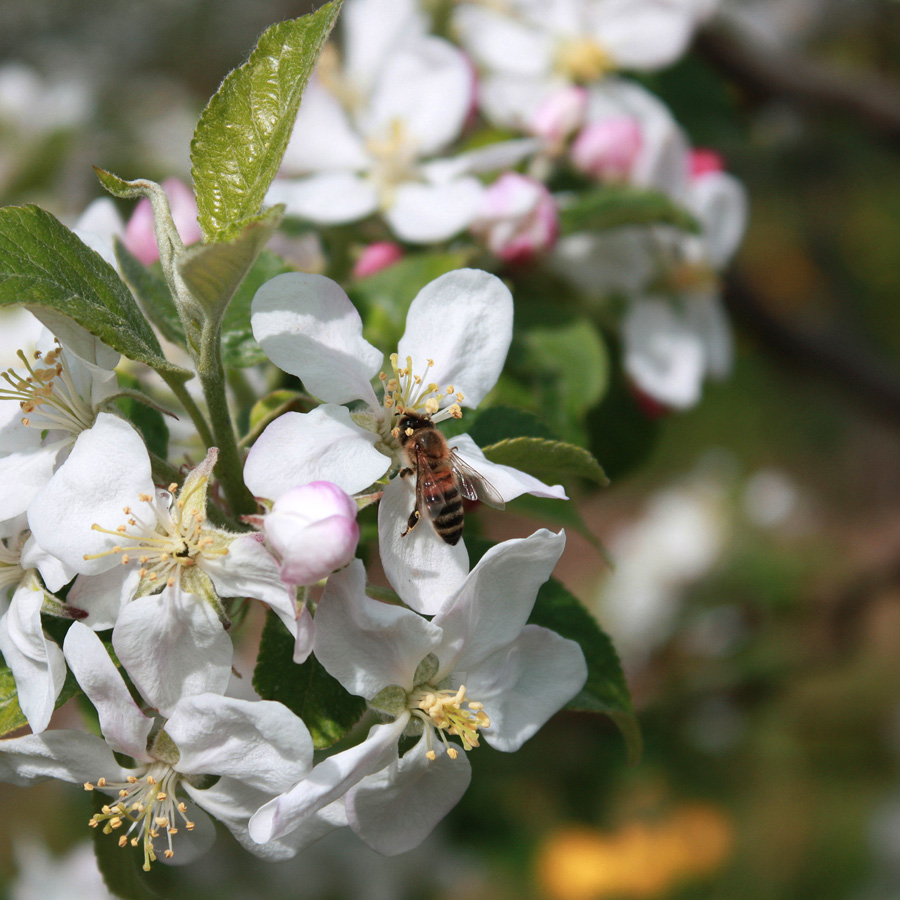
[0,582,66,734]
[63,621,153,760]
[432,529,567,677]
[248,716,409,844]
[19,534,75,593]
[315,560,443,698]
[0,730,131,786]
[251,272,383,407]
[466,624,587,752]
[690,171,748,268]
[266,173,379,225]
[398,268,513,409]
[451,435,568,501]
[166,694,313,791]
[244,406,390,500]
[111,591,232,717]
[0,439,66,521]
[385,179,484,244]
[27,413,153,574]
[66,566,140,631]
[453,6,553,77]
[594,0,697,70]
[377,477,470,616]
[346,735,471,856]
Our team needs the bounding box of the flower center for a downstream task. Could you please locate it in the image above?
[0,344,96,437]
[83,479,227,590]
[0,534,25,595]
[380,353,463,422]
[555,37,614,83]
[366,120,420,208]
[408,683,491,761]
[661,261,720,295]
[85,763,194,871]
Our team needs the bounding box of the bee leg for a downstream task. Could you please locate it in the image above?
[401,509,420,537]
[399,467,413,478]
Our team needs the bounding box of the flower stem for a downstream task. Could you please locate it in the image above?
[158,370,215,449]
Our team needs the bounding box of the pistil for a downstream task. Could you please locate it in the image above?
[408,683,491,761]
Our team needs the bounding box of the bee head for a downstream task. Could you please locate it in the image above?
[395,409,431,439]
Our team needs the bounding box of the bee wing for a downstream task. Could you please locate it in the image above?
[450,451,506,510]
[413,446,455,521]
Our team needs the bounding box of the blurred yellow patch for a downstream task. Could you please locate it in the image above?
[536,803,734,900]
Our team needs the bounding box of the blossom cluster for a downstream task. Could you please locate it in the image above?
[0,0,747,883]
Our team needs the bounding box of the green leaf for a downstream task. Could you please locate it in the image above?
[221,250,296,368]
[253,611,366,749]
[524,320,609,433]
[178,206,283,321]
[0,663,81,739]
[90,792,167,899]
[507,493,609,558]
[114,239,186,348]
[190,2,344,240]
[446,405,558,444]
[481,437,608,486]
[529,578,641,764]
[0,205,190,380]
[558,186,700,235]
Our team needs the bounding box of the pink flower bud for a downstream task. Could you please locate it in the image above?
[530,86,588,143]
[352,242,404,278]
[123,177,201,265]
[689,148,725,179]
[264,482,360,587]
[473,173,559,264]
[571,117,643,181]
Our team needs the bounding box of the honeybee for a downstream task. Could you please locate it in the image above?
[396,411,505,546]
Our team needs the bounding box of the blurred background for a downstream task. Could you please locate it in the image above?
[3,1,900,898]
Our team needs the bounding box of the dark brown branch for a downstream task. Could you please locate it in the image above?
[723,270,900,426]
[695,22,900,150]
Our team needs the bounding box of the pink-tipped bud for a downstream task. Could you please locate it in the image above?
[689,148,725,179]
[530,86,588,144]
[264,482,359,587]
[571,117,643,181]
[352,242,404,278]
[473,173,559,264]
[123,178,201,265]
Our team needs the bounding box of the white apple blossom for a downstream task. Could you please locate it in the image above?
[0,326,119,522]
[454,0,708,131]
[266,0,536,243]
[249,529,586,856]
[244,268,567,613]
[27,416,299,670]
[0,622,321,869]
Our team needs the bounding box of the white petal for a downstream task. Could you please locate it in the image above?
[433,529,566,677]
[687,294,733,379]
[315,560,442,698]
[453,7,554,77]
[551,229,656,296]
[63,621,153,760]
[19,534,74,593]
[377,477,470,616]
[594,0,697,70]
[477,74,557,131]
[29,309,120,370]
[0,583,66,734]
[363,38,472,156]
[111,592,232,717]
[166,694,313,791]
[452,434,568,501]
[0,439,66,521]
[346,735,471,856]
[422,139,540,184]
[343,0,426,94]
[248,716,409,844]
[622,298,706,409]
[385,178,484,244]
[244,406,390,500]
[281,80,370,174]
[66,566,140,630]
[266,173,379,225]
[202,533,294,617]
[466,624,586,752]
[27,414,153,574]
[0,730,131,786]
[690,171,748,267]
[251,272,383,407]
[398,268,513,408]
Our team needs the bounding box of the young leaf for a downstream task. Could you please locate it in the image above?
[481,437,609,486]
[190,1,343,240]
[0,205,190,379]
[529,578,641,764]
[253,612,366,749]
[178,206,283,322]
[558,186,699,235]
